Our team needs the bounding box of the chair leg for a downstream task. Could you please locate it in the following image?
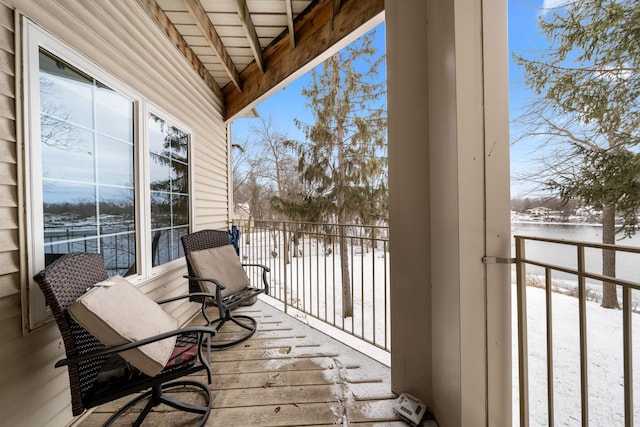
[103,380,211,427]
[207,314,257,349]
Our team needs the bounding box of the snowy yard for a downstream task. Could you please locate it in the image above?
[514,284,640,426]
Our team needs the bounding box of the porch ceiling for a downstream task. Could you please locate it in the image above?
[136,0,385,121]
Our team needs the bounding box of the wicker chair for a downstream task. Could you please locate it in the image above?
[33,252,216,427]
[181,229,270,348]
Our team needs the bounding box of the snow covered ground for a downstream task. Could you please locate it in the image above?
[514,284,640,426]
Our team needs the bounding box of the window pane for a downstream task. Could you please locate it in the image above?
[95,82,133,142]
[41,121,95,183]
[99,186,134,234]
[150,191,171,228]
[149,113,190,267]
[150,153,172,191]
[98,136,134,187]
[39,51,93,129]
[172,194,189,226]
[39,50,136,273]
[43,182,98,245]
[171,160,188,193]
[101,234,136,276]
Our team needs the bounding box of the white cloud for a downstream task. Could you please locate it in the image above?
[539,0,569,16]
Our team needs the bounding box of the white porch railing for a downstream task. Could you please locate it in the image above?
[515,235,640,427]
[232,219,391,353]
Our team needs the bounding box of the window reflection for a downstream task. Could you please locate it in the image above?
[39,49,136,276]
[149,113,190,267]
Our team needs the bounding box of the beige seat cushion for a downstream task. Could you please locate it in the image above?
[187,245,250,298]
[68,275,178,377]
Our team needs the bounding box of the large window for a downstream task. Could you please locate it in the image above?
[25,22,193,328]
[39,50,136,276]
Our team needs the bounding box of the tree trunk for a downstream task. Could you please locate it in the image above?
[339,223,353,318]
[601,204,619,309]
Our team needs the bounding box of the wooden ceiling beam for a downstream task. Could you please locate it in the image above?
[135,0,223,101]
[223,0,384,121]
[285,0,296,49]
[185,0,242,92]
[235,0,265,73]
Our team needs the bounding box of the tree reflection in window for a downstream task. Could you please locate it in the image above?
[149,113,190,266]
[39,49,135,276]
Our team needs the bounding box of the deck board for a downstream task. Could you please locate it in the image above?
[77,299,422,426]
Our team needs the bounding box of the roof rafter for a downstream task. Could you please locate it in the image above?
[184,0,242,92]
[235,0,265,74]
[134,0,223,101]
[223,0,384,121]
[285,0,296,49]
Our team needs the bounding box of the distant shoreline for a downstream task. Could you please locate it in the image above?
[511,219,602,227]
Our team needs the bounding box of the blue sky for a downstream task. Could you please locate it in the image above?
[231,2,552,198]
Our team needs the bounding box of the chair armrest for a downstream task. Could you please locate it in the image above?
[183,274,226,291]
[241,263,270,295]
[241,263,270,273]
[55,326,216,368]
[156,292,218,305]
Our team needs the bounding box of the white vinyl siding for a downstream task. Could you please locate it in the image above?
[0,1,230,425]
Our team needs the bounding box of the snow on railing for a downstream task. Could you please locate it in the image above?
[232,219,390,353]
[515,235,640,427]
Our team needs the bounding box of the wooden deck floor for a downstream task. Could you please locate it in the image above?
[78,299,426,426]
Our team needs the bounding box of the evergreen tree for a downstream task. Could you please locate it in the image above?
[514,0,640,308]
[287,30,387,318]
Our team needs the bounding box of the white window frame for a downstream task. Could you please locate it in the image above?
[23,20,194,330]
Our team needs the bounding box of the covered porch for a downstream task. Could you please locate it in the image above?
[78,299,417,426]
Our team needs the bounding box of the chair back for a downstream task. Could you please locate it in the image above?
[33,252,110,416]
[181,229,232,296]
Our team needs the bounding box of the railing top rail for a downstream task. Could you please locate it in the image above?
[521,258,640,292]
[514,234,640,255]
[234,218,389,231]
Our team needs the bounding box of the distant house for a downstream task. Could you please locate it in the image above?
[528,207,551,217]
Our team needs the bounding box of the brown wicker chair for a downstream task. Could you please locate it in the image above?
[33,252,216,427]
[181,229,270,348]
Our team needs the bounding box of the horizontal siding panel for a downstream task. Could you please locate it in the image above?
[0,4,12,32]
[0,206,17,229]
[0,72,14,98]
[0,228,18,252]
[0,271,19,299]
[0,138,16,162]
[0,161,16,184]
[0,248,18,275]
[0,93,14,119]
[0,24,13,54]
[0,116,15,142]
[0,49,13,76]
[0,184,16,207]
[0,293,20,321]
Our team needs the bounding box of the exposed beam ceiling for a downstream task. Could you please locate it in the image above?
[235,0,265,74]
[223,0,384,120]
[285,0,296,49]
[184,0,242,92]
[140,0,384,121]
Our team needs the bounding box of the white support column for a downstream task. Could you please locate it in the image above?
[387,0,511,425]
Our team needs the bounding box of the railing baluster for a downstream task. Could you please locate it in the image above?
[623,286,633,427]
[577,244,589,427]
[545,266,554,427]
[516,235,530,427]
